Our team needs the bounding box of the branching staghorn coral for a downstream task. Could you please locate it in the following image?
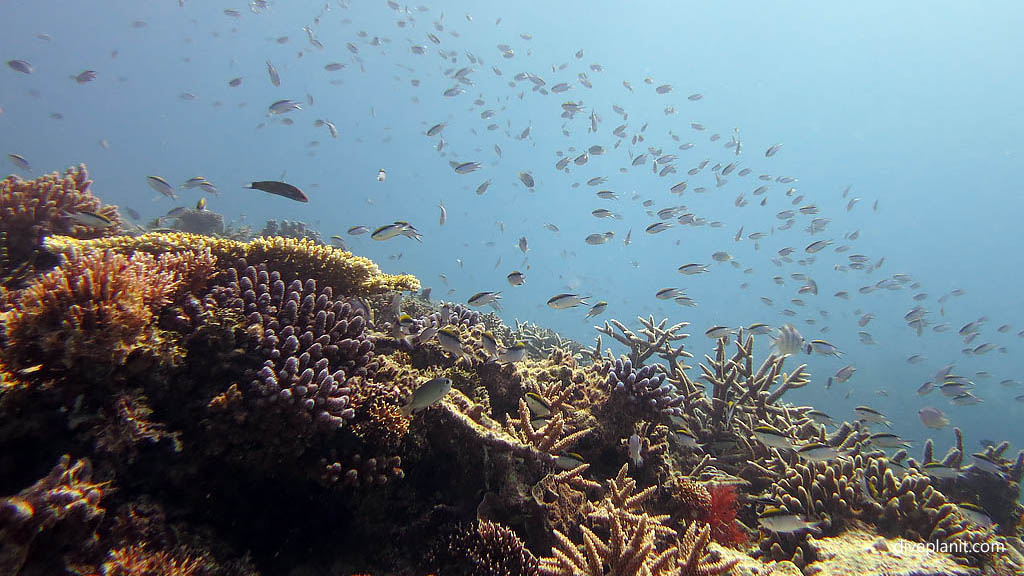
[514,319,587,360]
[540,506,676,576]
[696,330,811,434]
[538,465,738,576]
[504,398,592,455]
[594,315,693,372]
[901,427,1024,532]
[44,232,419,297]
[1,247,216,383]
[0,164,121,275]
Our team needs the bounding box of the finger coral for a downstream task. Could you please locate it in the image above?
[0,164,121,276]
[206,262,367,442]
[436,520,539,576]
[44,232,419,297]
[604,356,685,417]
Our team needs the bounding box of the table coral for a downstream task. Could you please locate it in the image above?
[44,232,419,297]
[0,164,122,275]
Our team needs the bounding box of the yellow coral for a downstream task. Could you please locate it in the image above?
[44,232,419,296]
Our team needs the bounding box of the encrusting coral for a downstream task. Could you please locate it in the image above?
[0,164,122,277]
[44,232,419,297]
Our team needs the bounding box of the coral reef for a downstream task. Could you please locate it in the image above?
[2,165,1021,576]
[43,232,419,296]
[0,164,122,277]
[260,219,323,244]
[168,208,226,235]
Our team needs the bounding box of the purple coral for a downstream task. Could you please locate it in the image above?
[440,302,485,328]
[605,356,684,417]
[214,262,376,431]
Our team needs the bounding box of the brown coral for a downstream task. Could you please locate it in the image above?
[0,164,121,275]
[1,247,216,383]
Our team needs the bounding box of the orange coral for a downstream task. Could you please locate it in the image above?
[0,164,121,274]
[102,544,204,576]
[1,247,216,382]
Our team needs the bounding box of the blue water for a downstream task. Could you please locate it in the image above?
[2,0,1023,462]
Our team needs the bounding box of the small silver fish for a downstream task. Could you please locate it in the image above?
[7,153,30,172]
[467,291,502,307]
[627,433,643,467]
[64,210,115,229]
[7,59,33,74]
[401,377,452,416]
[547,293,588,309]
[268,99,302,115]
[584,301,607,319]
[454,161,481,174]
[266,60,280,86]
[147,175,178,200]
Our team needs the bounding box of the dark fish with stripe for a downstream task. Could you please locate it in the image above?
[245,181,309,202]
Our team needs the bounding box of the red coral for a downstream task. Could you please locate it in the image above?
[698,484,746,546]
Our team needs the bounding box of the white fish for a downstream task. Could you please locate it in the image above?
[627,433,643,467]
[438,202,447,226]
